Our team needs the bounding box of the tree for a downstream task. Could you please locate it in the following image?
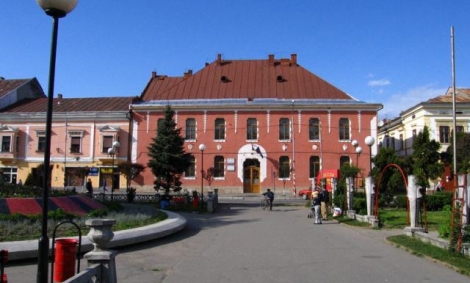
[371,147,408,205]
[444,131,470,174]
[411,126,443,188]
[117,161,146,189]
[147,105,193,193]
[203,167,218,190]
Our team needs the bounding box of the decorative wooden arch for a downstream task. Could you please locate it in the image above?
[374,163,410,225]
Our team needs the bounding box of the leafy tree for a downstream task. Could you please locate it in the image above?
[411,126,443,188]
[444,131,470,173]
[147,105,193,193]
[203,167,218,190]
[117,161,146,189]
[371,147,407,198]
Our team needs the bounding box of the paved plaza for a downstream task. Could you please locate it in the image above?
[5,201,469,283]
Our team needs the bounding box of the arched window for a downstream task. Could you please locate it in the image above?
[185,118,196,140]
[279,156,290,178]
[309,156,320,178]
[214,118,226,140]
[309,118,320,140]
[279,118,290,140]
[247,118,258,140]
[339,118,350,141]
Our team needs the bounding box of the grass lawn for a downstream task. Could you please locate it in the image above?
[378,208,449,230]
[388,235,470,277]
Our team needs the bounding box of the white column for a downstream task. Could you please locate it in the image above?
[346,177,354,212]
[365,176,374,216]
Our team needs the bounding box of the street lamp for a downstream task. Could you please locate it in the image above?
[199,144,206,210]
[35,1,78,282]
[365,136,375,173]
[108,141,120,201]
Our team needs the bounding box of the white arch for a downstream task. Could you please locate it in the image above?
[237,144,267,183]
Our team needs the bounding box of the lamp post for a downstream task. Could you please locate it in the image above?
[365,136,375,173]
[108,141,120,201]
[199,144,206,210]
[35,1,78,282]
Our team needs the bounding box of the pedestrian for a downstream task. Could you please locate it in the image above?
[312,186,322,224]
[320,187,329,220]
[102,178,108,192]
[262,189,275,211]
[17,179,22,186]
[86,178,93,197]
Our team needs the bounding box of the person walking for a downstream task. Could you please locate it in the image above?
[86,178,93,197]
[320,187,329,220]
[102,178,108,192]
[263,189,275,211]
[312,187,322,224]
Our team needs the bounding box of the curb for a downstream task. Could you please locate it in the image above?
[0,210,187,261]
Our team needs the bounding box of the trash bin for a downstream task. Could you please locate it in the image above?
[53,239,78,282]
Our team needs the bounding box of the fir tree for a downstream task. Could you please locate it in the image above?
[147,105,193,193]
[411,126,443,188]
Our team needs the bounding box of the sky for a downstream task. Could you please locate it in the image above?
[2,0,470,119]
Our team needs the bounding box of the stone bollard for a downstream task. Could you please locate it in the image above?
[84,219,118,283]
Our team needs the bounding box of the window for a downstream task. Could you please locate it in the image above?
[340,156,350,167]
[309,118,320,140]
[185,118,196,140]
[278,156,290,178]
[309,156,320,179]
[456,125,465,133]
[185,156,196,178]
[36,131,46,152]
[279,118,290,140]
[339,118,350,140]
[247,118,258,140]
[214,118,225,140]
[385,135,390,148]
[391,137,395,150]
[439,126,450,143]
[1,167,17,184]
[214,156,225,177]
[102,136,114,153]
[412,129,417,144]
[1,136,11,152]
[68,131,84,153]
[399,134,404,150]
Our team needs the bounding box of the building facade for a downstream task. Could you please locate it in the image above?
[131,54,383,194]
[0,80,137,191]
[377,88,470,191]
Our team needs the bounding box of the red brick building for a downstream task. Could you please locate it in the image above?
[130,54,382,195]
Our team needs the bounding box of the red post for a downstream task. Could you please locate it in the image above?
[53,239,78,282]
[1,250,8,283]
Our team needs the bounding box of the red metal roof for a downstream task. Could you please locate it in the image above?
[2,96,138,113]
[141,54,354,101]
[427,88,470,103]
[0,78,32,98]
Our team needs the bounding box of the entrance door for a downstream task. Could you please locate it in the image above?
[243,165,260,193]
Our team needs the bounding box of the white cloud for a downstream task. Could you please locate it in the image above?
[380,85,447,119]
[368,79,391,87]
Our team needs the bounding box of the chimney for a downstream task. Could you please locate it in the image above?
[184,69,193,79]
[57,94,63,99]
[217,54,222,65]
[291,54,297,65]
[268,54,274,65]
[151,71,157,78]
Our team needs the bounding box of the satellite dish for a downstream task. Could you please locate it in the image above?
[378,120,384,127]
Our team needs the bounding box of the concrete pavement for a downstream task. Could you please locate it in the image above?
[4,202,468,283]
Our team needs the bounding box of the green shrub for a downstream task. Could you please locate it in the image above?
[438,205,452,238]
[426,192,453,211]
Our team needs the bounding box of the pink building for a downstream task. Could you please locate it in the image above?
[0,78,137,192]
